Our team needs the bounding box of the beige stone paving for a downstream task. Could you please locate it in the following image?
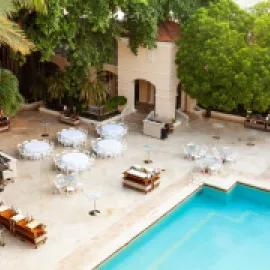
[0,110,270,270]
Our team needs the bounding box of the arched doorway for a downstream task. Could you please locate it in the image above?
[176,82,187,112]
[134,79,155,114]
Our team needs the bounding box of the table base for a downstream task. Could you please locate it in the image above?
[89,210,100,216]
[247,142,255,146]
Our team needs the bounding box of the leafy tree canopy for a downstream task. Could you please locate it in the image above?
[176,0,270,113]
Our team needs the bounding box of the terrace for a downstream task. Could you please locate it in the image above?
[1,110,270,269]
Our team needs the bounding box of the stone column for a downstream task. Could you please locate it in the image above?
[155,88,177,120]
[186,96,197,112]
[118,80,135,112]
[149,85,155,105]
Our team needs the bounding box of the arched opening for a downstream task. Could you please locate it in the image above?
[134,79,155,114]
[176,82,187,112]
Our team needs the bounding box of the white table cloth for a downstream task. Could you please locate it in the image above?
[23,141,51,155]
[99,124,127,138]
[59,129,86,145]
[60,152,90,172]
[93,139,126,158]
[96,139,122,152]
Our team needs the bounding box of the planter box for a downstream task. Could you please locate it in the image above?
[143,119,165,139]
[60,114,80,126]
[0,119,10,133]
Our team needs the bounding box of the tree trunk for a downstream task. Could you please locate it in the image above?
[205,108,211,118]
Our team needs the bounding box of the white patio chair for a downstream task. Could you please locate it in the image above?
[53,176,65,195]
[176,109,189,126]
[199,146,208,159]
[33,152,42,161]
[209,163,221,175]
[195,159,205,173]
[212,147,222,163]
[183,147,191,160]
[119,106,129,122]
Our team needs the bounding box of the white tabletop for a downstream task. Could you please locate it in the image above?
[23,140,50,153]
[60,129,86,142]
[61,152,90,171]
[101,124,125,134]
[86,191,102,200]
[96,139,123,153]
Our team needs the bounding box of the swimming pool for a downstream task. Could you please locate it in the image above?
[99,184,270,269]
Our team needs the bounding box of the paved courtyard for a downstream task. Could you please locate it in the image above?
[0,110,270,270]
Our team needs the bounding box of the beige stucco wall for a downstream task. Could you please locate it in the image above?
[117,38,179,119]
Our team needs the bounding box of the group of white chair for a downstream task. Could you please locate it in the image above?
[184,143,208,160]
[54,173,84,196]
[57,128,88,148]
[184,143,236,175]
[18,140,54,160]
[184,144,235,162]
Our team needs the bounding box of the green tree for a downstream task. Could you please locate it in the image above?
[156,0,220,22]
[252,1,270,48]
[0,68,24,116]
[19,0,161,106]
[176,0,270,113]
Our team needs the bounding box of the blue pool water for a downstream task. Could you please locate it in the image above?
[99,184,270,270]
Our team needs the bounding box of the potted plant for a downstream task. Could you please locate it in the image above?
[117,96,127,112]
[106,96,127,112]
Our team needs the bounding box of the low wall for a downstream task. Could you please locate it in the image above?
[39,107,123,125]
[19,101,43,111]
[190,107,245,124]
[210,111,245,124]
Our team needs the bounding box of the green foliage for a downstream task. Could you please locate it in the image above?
[0,68,24,116]
[252,1,270,48]
[105,95,127,110]
[155,0,220,22]
[250,0,270,17]
[79,71,107,106]
[47,70,65,101]
[176,0,270,113]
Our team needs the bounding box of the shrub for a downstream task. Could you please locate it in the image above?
[105,96,127,111]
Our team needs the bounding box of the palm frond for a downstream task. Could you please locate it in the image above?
[2,0,47,15]
[0,15,34,54]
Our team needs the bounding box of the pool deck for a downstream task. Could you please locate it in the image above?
[1,110,270,270]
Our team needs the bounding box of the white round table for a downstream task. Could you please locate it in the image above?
[61,152,90,172]
[59,129,87,146]
[23,140,50,154]
[100,124,127,138]
[85,191,102,216]
[94,139,125,157]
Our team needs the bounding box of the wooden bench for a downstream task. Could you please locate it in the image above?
[0,206,47,248]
